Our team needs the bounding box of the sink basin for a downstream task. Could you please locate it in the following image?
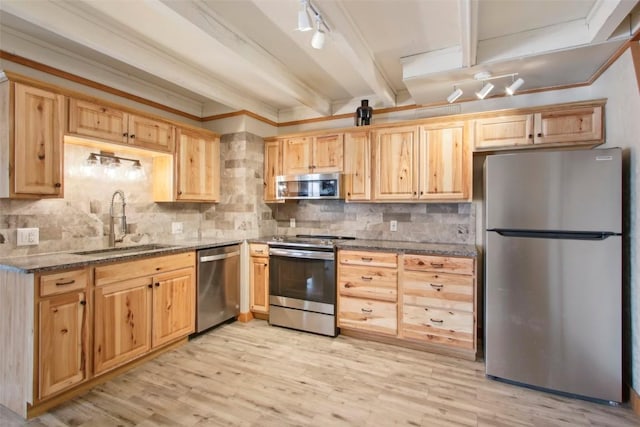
[73,244,176,256]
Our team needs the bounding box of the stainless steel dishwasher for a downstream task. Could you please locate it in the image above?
[196,244,240,333]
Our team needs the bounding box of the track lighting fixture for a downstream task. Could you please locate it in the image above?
[505,77,525,95]
[311,14,325,49]
[296,0,329,49]
[447,87,463,103]
[476,82,494,99]
[297,0,312,32]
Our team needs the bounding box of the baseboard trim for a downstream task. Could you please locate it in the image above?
[631,386,640,416]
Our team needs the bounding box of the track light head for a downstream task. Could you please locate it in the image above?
[447,87,463,103]
[311,14,325,49]
[476,82,494,99]
[505,77,524,95]
[297,0,312,31]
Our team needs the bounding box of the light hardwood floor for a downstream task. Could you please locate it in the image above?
[1,320,638,426]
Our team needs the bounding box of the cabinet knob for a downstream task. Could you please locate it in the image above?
[130,134,136,139]
[420,191,424,195]
[177,191,183,195]
[123,132,128,137]
[537,133,542,137]
[148,284,153,288]
[54,183,62,188]
[155,282,160,287]
[347,192,351,196]
[80,300,86,306]
[528,134,533,139]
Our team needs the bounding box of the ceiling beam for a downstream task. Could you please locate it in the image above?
[586,0,638,43]
[401,46,463,81]
[159,0,333,116]
[459,0,478,68]
[1,0,280,120]
[315,0,396,107]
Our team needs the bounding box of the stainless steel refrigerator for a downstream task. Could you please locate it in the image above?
[484,148,622,403]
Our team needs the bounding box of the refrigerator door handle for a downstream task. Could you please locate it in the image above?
[489,229,619,240]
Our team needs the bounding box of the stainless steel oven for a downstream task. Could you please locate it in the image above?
[268,236,350,337]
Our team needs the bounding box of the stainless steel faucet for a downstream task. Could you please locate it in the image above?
[109,190,127,247]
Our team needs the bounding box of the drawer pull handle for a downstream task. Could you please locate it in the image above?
[429,283,443,291]
[361,257,373,262]
[361,308,373,314]
[55,279,76,286]
[255,249,264,253]
[430,262,444,268]
[361,276,373,281]
[430,318,444,324]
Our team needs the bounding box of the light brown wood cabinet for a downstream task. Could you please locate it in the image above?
[68,98,175,153]
[37,268,89,400]
[263,140,283,202]
[337,250,398,336]
[282,133,343,175]
[474,104,603,151]
[249,243,269,314]
[153,128,220,202]
[372,122,472,201]
[401,254,476,355]
[93,253,195,374]
[343,130,371,201]
[0,81,64,198]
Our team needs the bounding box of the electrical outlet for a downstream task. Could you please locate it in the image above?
[390,220,398,232]
[17,228,39,246]
[171,222,183,234]
[290,218,296,228]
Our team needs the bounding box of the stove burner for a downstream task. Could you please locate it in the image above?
[266,234,355,249]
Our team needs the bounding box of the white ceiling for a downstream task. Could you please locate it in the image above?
[1,0,639,123]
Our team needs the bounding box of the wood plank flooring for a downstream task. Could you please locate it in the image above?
[1,320,638,426]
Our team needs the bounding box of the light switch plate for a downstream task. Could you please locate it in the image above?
[290,218,296,228]
[17,228,39,246]
[171,222,183,234]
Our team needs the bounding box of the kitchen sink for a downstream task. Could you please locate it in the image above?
[72,243,177,256]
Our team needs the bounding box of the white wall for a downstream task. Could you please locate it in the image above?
[590,48,640,394]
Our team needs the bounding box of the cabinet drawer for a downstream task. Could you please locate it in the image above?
[403,270,473,311]
[404,254,473,275]
[250,243,269,257]
[338,296,397,336]
[339,250,397,268]
[338,265,397,302]
[40,269,88,297]
[402,305,473,349]
[95,252,195,286]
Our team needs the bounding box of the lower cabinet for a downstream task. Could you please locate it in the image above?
[37,268,89,401]
[152,268,196,347]
[337,249,477,359]
[249,243,269,314]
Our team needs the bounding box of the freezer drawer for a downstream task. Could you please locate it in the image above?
[484,231,621,402]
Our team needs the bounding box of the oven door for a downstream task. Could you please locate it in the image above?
[268,247,335,314]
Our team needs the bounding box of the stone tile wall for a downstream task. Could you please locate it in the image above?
[272,200,475,244]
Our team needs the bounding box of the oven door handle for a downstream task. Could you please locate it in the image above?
[269,248,334,260]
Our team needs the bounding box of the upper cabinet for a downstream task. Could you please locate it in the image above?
[344,130,371,201]
[68,98,175,153]
[0,81,64,198]
[372,125,418,201]
[282,133,343,175]
[418,121,471,201]
[263,139,283,203]
[474,103,603,151]
[153,127,220,202]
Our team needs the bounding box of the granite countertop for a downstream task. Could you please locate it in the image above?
[0,238,243,274]
[251,236,477,258]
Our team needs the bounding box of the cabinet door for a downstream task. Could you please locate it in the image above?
[344,131,370,201]
[474,114,534,150]
[39,291,87,399]
[263,140,282,202]
[176,128,220,201]
[127,114,175,153]
[13,83,64,196]
[94,277,152,375]
[152,268,195,348]
[67,98,128,144]
[313,133,343,173]
[419,122,471,201]
[282,136,313,175]
[534,106,602,145]
[372,126,417,200]
[249,256,269,314]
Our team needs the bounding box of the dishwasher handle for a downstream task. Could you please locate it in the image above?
[199,250,240,263]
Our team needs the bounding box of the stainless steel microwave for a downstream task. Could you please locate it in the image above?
[276,173,343,200]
